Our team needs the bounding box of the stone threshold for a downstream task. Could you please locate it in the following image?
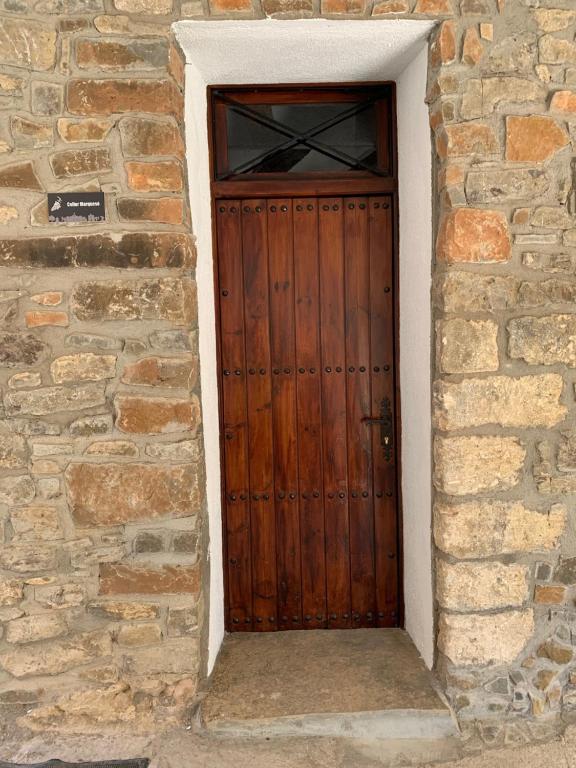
[199,628,459,741]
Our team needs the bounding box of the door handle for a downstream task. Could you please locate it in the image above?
[362,397,393,462]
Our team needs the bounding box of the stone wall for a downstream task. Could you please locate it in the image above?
[0,0,576,738]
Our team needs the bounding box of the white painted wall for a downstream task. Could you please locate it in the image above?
[175,19,435,672]
[397,47,434,668]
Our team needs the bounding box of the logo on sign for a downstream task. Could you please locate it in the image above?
[48,192,106,223]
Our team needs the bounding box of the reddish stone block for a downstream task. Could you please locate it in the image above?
[25,311,69,328]
[534,585,566,605]
[125,161,184,192]
[0,162,43,191]
[65,462,202,526]
[115,394,201,434]
[437,209,511,264]
[67,79,183,117]
[99,563,200,595]
[121,356,196,388]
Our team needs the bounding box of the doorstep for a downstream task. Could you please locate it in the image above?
[199,628,458,741]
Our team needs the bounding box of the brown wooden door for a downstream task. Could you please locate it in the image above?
[216,195,399,632]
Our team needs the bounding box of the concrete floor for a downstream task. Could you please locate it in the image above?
[201,629,454,739]
[2,725,576,768]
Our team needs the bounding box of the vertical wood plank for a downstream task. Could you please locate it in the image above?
[294,197,326,628]
[241,199,277,629]
[216,201,253,630]
[344,197,376,628]
[318,198,351,629]
[268,199,301,631]
[369,195,399,627]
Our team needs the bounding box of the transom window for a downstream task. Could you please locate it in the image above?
[210,85,395,185]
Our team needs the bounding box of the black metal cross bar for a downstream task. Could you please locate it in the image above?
[214,90,387,178]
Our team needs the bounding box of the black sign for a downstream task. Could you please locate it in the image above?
[48,192,106,223]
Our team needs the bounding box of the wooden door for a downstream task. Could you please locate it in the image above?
[216,195,399,632]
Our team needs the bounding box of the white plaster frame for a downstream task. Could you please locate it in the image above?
[174,19,435,672]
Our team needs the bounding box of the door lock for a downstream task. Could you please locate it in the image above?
[362,397,393,462]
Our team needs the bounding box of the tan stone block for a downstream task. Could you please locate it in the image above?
[23,683,138,732]
[0,205,18,225]
[116,622,162,646]
[534,585,566,605]
[125,161,183,192]
[414,0,451,13]
[434,501,566,558]
[84,440,139,457]
[0,476,35,506]
[5,383,106,416]
[434,435,525,495]
[530,207,574,230]
[438,272,517,313]
[462,27,483,66]
[35,583,86,610]
[538,640,572,665]
[145,439,201,461]
[506,116,569,163]
[533,8,576,32]
[460,79,483,119]
[50,353,116,384]
[65,462,202,525]
[99,563,200,596]
[119,117,184,157]
[479,23,493,40]
[0,630,111,678]
[509,315,576,367]
[115,394,201,435]
[50,148,112,179]
[11,506,61,541]
[438,318,498,374]
[436,560,529,611]
[434,374,566,430]
[0,579,23,606]
[372,0,410,10]
[437,122,498,158]
[88,600,160,620]
[550,91,576,115]
[321,0,365,12]
[0,433,27,469]
[465,168,549,204]
[0,18,56,71]
[5,613,67,644]
[0,544,58,573]
[25,311,68,328]
[30,292,63,306]
[117,197,184,225]
[10,116,53,149]
[482,77,545,114]
[539,35,576,65]
[436,209,510,263]
[57,118,113,143]
[113,0,173,12]
[438,610,534,666]
[124,639,199,676]
[517,279,576,308]
[71,278,195,323]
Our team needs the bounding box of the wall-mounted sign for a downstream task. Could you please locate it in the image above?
[48,192,106,223]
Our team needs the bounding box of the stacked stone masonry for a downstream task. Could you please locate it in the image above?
[0,0,575,743]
